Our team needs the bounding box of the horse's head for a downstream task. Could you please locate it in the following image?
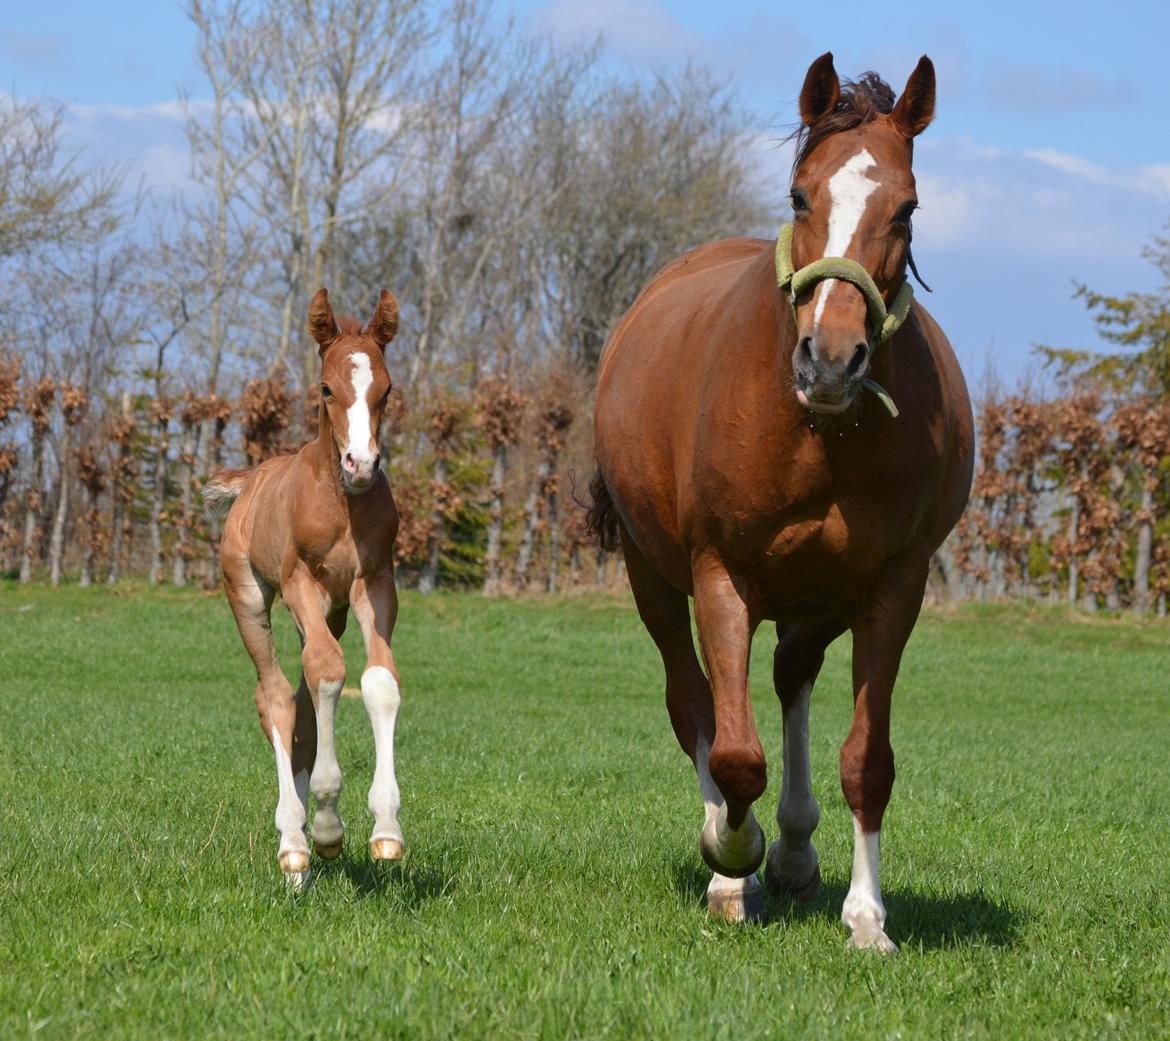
[786,52,934,414]
[308,287,399,494]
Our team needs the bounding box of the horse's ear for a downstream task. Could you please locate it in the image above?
[308,288,340,356]
[366,289,399,350]
[891,55,936,138]
[799,52,839,126]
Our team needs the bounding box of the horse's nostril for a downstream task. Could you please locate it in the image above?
[344,452,355,471]
[847,344,868,377]
[799,337,814,363]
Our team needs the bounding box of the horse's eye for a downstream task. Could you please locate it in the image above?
[321,384,332,398]
[790,188,810,214]
[894,201,917,225]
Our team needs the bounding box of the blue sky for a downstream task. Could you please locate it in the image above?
[3,0,1168,386]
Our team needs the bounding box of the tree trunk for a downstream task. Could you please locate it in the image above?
[172,421,199,587]
[1067,494,1079,606]
[79,483,100,588]
[48,454,70,586]
[19,438,45,584]
[546,453,562,594]
[515,457,549,589]
[483,443,506,596]
[1134,484,1153,616]
[204,414,227,590]
[149,414,169,585]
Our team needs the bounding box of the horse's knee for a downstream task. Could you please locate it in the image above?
[709,738,768,806]
[840,739,895,832]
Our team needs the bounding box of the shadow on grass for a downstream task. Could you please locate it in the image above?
[671,860,1026,949]
[314,852,453,907]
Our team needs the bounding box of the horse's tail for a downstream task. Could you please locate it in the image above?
[202,468,251,518]
[584,467,621,552]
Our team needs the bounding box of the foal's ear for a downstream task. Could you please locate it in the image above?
[891,55,936,138]
[799,52,840,127]
[308,288,341,356]
[366,289,399,350]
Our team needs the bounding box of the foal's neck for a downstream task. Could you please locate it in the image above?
[313,402,348,512]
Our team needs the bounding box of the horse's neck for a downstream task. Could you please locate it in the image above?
[312,406,347,515]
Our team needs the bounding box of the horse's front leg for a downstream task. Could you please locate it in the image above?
[284,570,347,863]
[840,556,929,954]
[691,556,767,881]
[351,571,404,861]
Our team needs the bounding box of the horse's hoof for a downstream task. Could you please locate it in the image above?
[370,837,403,862]
[764,842,820,902]
[314,839,343,860]
[698,815,765,879]
[279,848,311,874]
[707,874,767,924]
[846,927,899,955]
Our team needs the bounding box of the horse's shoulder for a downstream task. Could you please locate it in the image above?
[642,237,770,295]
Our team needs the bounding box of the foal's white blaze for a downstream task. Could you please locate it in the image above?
[271,725,309,877]
[842,815,898,953]
[344,352,376,468]
[811,148,880,330]
[361,666,403,846]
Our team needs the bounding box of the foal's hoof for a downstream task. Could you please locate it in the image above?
[279,849,312,891]
[763,841,820,903]
[698,814,765,879]
[370,837,403,862]
[707,873,767,924]
[847,927,899,955]
[314,839,343,860]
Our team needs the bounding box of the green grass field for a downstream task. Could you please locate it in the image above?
[1,584,1167,1040]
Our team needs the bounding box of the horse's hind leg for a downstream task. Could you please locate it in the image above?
[765,619,844,902]
[223,557,313,887]
[623,534,765,922]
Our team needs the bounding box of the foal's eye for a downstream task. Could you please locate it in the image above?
[790,188,810,214]
[321,384,332,398]
[893,200,918,225]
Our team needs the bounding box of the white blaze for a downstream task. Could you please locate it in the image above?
[345,353,375,464]
[812,149,879,329]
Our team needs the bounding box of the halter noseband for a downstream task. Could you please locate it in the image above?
[774,223,914,417]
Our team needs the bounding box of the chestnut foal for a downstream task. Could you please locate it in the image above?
[205,288,403,888]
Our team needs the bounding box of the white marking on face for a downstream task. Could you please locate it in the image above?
[344,352,376,467]
[812,149,879,329]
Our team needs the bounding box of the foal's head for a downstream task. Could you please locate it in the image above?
[307,287,399,494]
[787,52,935,414]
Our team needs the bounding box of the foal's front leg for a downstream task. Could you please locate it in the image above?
[284,570,348,862]
[840,557,929,954]
[351,572,404,861]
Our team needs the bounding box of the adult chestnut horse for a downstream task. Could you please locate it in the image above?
[589,54,973,951]
[204,288,403,888]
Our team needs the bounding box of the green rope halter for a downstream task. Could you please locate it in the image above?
[774,223,914,417]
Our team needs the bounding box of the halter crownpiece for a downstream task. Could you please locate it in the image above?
[774,223,914,417]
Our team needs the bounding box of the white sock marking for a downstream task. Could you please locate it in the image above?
[842,815,896,950]
[362,666,402,840]
[778,682,819,846]
[310,679,345,844]
[271,726,308,857]
[812,149,879,330]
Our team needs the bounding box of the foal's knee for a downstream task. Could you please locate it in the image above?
[709,738,768,807]
[361,666,400,714]
[304,641,345,693]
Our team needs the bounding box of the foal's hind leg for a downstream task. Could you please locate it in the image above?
[223,558,313,887]
[623,535,765,922]
[765,619,844,902]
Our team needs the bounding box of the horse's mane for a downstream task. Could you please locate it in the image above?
[788,72,896,175]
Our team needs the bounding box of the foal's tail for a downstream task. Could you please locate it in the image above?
[583,468,621,552]
[202,468,251,518]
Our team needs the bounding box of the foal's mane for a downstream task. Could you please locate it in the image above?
[335,315,365,337]
[788,72,896,176]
